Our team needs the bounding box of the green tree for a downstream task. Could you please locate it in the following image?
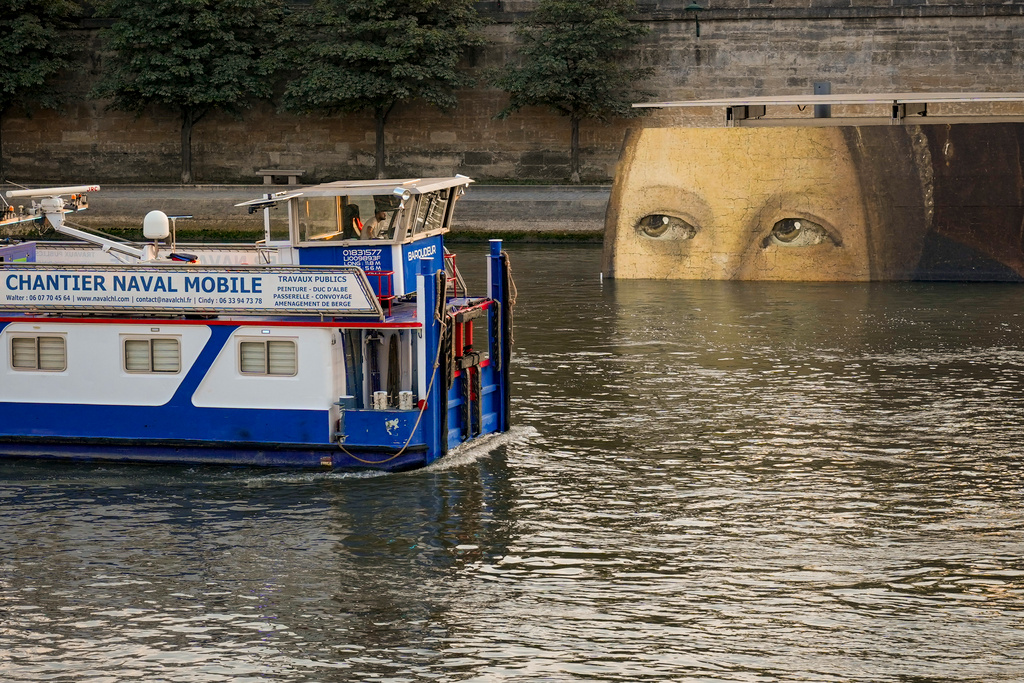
[0,0,80,182]
[492,0,652,183]
[282,0,483,179]
[91,0,286,184]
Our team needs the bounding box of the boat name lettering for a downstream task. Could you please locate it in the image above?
[113,275,179,293]
[2,268,375,315]
[183,276,263,294]
[406,245,437,262]
[5,273,108,292]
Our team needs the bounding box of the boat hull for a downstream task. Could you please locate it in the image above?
[0,437,429,471]
[0,180,514,471]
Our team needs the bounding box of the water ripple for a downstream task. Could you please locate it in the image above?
[2,247,1024,681]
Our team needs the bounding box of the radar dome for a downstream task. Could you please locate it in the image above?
[143,210,170,240]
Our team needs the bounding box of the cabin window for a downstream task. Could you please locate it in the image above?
[299,194,406,243]
[413,193,447,236]
[124,338,180,373]
[368,194,403,240]
[300,196,346,242]
[239,340,297,376]
[11,336,66,371]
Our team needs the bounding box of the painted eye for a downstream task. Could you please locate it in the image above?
[763,218,839,248]
[636,214,698,240]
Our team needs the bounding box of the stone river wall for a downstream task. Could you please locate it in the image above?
[2,1,1023,185]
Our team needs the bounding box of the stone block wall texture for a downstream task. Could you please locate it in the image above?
[2,1,1023,184]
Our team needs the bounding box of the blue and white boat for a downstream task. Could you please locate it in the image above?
[0,177,513,470]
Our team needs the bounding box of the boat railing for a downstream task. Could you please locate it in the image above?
[365,270,395,316]
[444,249,465,298]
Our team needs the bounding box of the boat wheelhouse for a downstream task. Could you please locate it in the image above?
[0,177,513,470]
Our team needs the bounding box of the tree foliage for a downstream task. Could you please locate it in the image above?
[91,0,286,183]
[0,0,79,115]
[283,0,484,179]
[492,0,652,182]
[0,0,79,183]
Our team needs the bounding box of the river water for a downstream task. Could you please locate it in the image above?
[3,244,1024,682]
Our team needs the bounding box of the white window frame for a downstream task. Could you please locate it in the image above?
[122,336,182,374]
[238,339,298,377]
[10,335,67,372]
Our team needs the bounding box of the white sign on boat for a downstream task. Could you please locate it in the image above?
[0,264,383,317]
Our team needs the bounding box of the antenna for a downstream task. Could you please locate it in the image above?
[3,185,99,232]
[6,184,100,199]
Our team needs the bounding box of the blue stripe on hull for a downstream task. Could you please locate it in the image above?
[171,324,234,404]
[0,401,330,444]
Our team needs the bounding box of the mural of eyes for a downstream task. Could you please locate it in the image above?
[636,214,698,240]
[762,218,840,248]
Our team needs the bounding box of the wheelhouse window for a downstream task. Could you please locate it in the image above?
[239,340,297,376]
[300,196,346,242]
[412,191,449,236]
[11,336,66,371]
[299,193,406,243]
[124,338,180,373]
